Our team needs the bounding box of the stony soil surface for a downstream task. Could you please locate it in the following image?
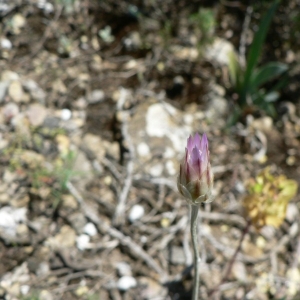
[0,1,300,300]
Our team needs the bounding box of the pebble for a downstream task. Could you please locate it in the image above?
[76,234,90,251]
[251,116,273,132]
[20,285,30,295]
[18,150,45,169]
[26,104,47,126]
[37,1,54,13]
[168,246,185,265]
[0,81,9,102]
[39,290,53,300]
[23,79,46,103]
[83,222,97,236]
[170,45,199,61]
[137,142,150,157]
[75,285,89,297]
[0,207,27,237]
[55,134,70,156]
[128,204,145,222]
[232,261,247,282]
[67,212,86,234]
[123,31,141,51]
[36,262,50,276]
[204,37,235,66]
[11,14,26,34]
[16,224,29,236]
[116,262,132,277]
[0,38,12,49]
[87,89,105,104]
[145,102,191,153]
[45,225,76,249]
[206,96,228,120]
[1,70,19,81]
[117,276,137,291]
[61,108,72,121]
[72,151,93,182]
[148,164,163,177]
[139,277,166,299]
[62,195,78,210]
[11,114,30,137]
[8,81,24,102]
[165,160,176,176]
[285,203,299,223]
[2,102,19,121]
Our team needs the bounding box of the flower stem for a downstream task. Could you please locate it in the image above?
[191,205,200,300]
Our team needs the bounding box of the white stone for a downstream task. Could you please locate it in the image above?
[286,203,299,223]
[164,147,175,158]
[87,89,105,104]
[37,1,54,13]
[137,142,150,157]
[8,81,24,102]
[0,207,27,237]
[166,160,176,176]
[129,205,145,222]
[117,276,137,291]
[183,114,193,124]
[146,103,191,153]
[116,262,132,276]
[146,103,176,138]
[1,70,19,81]
[39,290,53,300]
[83,222,97,236]
[1,38,12,49]
[204,38,235,66]
[148,164,163,177]
[36,262,50,276]
[20,285,30,295]
[12,14,26,29]
[61,108,72,121]
[76,234,90,251]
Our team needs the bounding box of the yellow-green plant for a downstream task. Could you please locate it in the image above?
[243,167,298,230]
[210,166,298,296]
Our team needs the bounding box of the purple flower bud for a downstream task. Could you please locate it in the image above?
[177,133,214,205]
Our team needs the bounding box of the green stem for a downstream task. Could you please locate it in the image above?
[191,205,200,300]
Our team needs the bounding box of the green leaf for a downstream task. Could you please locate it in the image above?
[228,50,244,91]
[252,90,277,117]
[240,0,280,105]
[226,105,242,127]
[251,62,288,88]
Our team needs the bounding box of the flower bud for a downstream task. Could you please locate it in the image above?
[177,133,214,205]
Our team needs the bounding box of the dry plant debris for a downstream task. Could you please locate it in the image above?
[0,1,300,300]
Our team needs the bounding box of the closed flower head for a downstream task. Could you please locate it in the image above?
[177,133,214,205]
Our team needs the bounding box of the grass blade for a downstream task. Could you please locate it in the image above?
[240,0,280,105]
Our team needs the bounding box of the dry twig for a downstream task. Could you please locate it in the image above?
[114,88,135,226]
[66,180,168,280]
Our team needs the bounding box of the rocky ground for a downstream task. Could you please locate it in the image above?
[0,1,300,299]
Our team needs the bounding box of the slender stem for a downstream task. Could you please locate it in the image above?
[191,205,200,300]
